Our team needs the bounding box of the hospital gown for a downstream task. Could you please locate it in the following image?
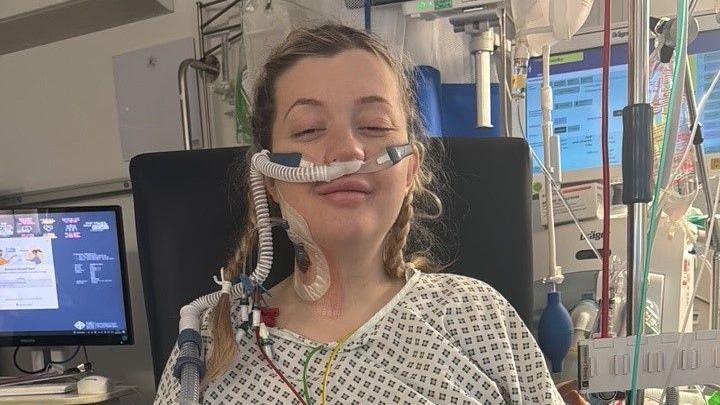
[154,268,564,404]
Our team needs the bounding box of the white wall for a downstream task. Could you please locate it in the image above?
[0,0,197,195]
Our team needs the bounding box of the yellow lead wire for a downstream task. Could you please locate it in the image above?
[320,329,357,405]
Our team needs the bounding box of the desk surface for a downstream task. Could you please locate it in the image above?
[0,385,138,404]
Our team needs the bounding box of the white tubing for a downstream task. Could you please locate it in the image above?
[251,150,362,183]
[248,166,274,285]
[177,163,275,335]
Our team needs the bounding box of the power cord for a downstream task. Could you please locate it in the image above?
[13,345,82,374]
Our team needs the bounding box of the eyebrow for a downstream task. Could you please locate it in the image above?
[357,95,392,106]
[283,98,323,120]
[283,95,392,120]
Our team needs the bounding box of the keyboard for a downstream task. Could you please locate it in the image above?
[0,382,77,397]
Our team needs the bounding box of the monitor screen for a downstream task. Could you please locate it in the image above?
[0,206,133,346]
[526,28,720,182]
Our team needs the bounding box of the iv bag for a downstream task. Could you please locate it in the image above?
[510,0,594,56]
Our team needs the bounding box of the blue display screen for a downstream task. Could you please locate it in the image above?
[526,28,720,177]
[0,208,130,343]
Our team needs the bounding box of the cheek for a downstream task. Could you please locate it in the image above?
[273,182,309,206]
[374,169,411,217]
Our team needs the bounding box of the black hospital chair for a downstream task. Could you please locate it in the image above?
[129,137,534,386]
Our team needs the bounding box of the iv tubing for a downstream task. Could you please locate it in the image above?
[667,67,720,184]
[600,0,612,338]
[629,0,688,399]
[516,103,603,261]
[658,23,690,189]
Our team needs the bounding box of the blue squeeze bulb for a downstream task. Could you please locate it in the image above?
[537,291,573,373]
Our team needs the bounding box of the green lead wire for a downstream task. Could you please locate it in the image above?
[302,345,324,405]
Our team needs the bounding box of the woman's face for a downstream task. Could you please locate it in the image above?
[267,49,417,250]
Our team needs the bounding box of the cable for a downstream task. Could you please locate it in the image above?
[630,0,688,398]
[302,345,323,405]
[321,330,356,405]
[13,347,47,374]
[255,328,307,405]
[82,346,89,363]
[12,346,82,374]
[599,0,612,339]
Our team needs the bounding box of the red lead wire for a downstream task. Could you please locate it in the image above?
[255,328,307,405]
[600,0,612,338]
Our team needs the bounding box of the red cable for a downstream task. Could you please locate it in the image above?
[255,328,308,405]
[600,0,612,338]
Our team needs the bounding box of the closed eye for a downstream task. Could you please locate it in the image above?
[292,128,325,140]
[360,127,395,134]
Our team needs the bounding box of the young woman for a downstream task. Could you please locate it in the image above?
[154,23,586,405]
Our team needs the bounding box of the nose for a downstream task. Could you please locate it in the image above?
[323,123,365,164]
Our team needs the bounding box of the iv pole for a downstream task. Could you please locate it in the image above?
[625,0,651,403]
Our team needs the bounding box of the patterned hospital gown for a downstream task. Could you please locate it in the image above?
[154,268,564,404]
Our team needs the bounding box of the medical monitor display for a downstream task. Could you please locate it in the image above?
[0,207,133,346]
[526,28,720,182]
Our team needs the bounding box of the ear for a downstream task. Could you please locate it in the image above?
[405,146,419,191]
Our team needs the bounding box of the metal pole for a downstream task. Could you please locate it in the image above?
[714,252,720,328]
[685,60,720,328]
[472,28,494,128]
[499,7,509,137]
[199,0,228,8]
[204,31,242,57]
[196,2,214,149]
[542,45,561,290]
[201,0,242,29]
[203,22,243,37]
[627,0,650,402]
[179,59,219,150]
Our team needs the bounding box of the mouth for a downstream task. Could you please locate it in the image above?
[314,178,372,205]
[315,178,373,195]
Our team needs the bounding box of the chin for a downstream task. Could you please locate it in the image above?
[311,214,380,245]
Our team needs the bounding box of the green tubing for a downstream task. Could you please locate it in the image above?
[629,0,688,401]
[708,391,720,405]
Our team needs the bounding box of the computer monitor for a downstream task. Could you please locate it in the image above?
[0,206,133,346]
[525,44,628,184]
[525,22,720,184]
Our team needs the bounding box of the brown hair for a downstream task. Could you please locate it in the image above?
[205,23,445,382]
